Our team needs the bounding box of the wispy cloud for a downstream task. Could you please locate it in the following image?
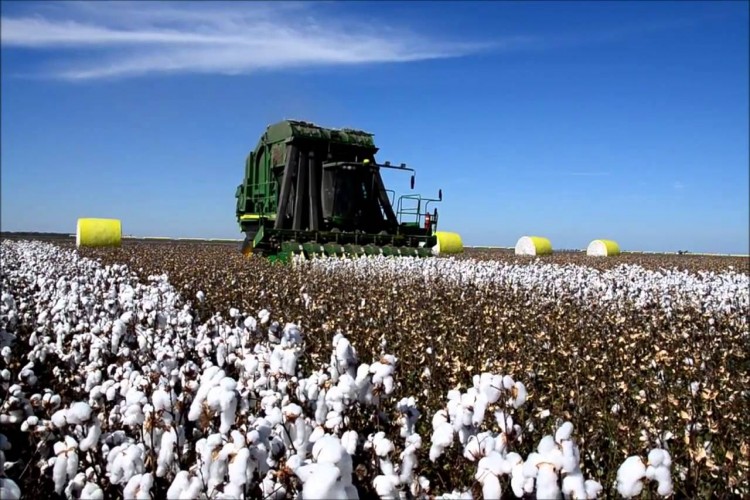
[673,181,686,191]
[0,1,501,81]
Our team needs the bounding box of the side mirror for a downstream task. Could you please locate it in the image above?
[410,175,415,190]
[438,189,442,201]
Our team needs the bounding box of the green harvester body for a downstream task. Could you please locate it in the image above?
[235,120,443,261]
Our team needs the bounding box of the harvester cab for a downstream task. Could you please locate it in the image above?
[235,120,463,261]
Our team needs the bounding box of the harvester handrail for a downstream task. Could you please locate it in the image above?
[396,193,441,226]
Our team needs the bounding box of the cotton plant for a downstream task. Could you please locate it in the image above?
[426,371,608,500]
[298,254,749,324]
[616,448,674,498]
[0,240,697,499]
[429,372,527,463]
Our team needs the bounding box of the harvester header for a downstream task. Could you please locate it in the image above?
[235,119,463,261]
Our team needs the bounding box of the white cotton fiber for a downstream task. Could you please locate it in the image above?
[66,402,92,425]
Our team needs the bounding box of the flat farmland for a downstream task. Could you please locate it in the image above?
[1,237,748,499]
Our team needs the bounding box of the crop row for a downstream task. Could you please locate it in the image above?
[1,240,748,498]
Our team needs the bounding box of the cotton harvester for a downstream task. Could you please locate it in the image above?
[235,120,463,261]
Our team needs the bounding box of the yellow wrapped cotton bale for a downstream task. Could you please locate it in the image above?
[432,231,464,255]
[515,236,553,256]
[586,239,620,257]
[76,218,122,248]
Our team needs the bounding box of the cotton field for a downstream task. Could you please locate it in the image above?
[1,239,748,499]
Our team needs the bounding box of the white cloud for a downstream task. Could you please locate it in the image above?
[673,181,685,191]
[0,1,501,81]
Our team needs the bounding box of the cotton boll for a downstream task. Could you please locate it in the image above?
[432,409,449,428]
[555,421,574,443]
[510,381,528,408]
[66,402,92,425]
[111,319,126,354]
[370,360,395,386]
[219,483,243,500]
[378,457,395,477]
[502,375,514,390]
[260,470,286,500]
[510,462,526,498]
[562,471,587,499]
[166,470,191,499]
[584,479,603,498]
[51,409,68,428]
[479,472,501,500]
[536,463,561,499]
[502,452,523,475]
[561,440,580,474]
[373,473,400,499]
[314,391,329,426]
[0,478,21,500]
[477,451,505,476]
[258,309,270,325]
[522,452,542,479]
[472,393,488,426]
[399,434,421,485]
[537,435,556,454]
[123,474,143,499]
[281,349,298,376]
[300,462,342,499]
[342,430,358,455]
[337,373,358,402]
[49,436,78,494]
[294,463,318,483]
[290,416,310,451]
[106,384,119,402]
[429,422,454,462]
[79,417,102,452]
[228,447,250,488]
[494,410,514,435]
[152,388,173,413]
[1,347,11,365]
[650,464,673,496]
[647,448,670,468]
[20,415,39,433]
[479,373,503,404]
[313,434,345,465]
[108,443,144,485]
[308,425,326,445]
[333,333,357,376]
[616,456,646,498]
[218,379,238,434]
[156,428,177,478]
[51,455,67,494]
[464,435,482,461]
[80,482,104,500]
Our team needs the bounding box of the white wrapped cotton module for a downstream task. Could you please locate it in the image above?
[515,236,553,256]
[587,239,620,257]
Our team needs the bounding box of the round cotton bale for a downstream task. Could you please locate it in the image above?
[515,236,553,256]
[586,239,620,257]
[76,218,122,248]
[432,231,464,256]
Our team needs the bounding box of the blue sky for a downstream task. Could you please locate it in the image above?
[1,1,748,253]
